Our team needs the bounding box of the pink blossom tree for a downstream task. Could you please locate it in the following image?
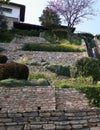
[48,0,96,37]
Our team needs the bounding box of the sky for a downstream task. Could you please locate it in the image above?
[10,0,100,35]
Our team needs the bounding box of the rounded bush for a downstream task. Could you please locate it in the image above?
[0,54,8,63]
[0,62,29,80]
[37,78,50,86]
[75,57,100,83]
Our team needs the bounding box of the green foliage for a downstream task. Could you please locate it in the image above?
[22,43,84,52]
[46,64,70,76]
[40,30,56,43]
[0,12,7,33]
[16,56,28,65]
[10,28,41,37]
[52,77,100,107]
[0,0,10,3]
[0,78,32,87]
[29,72,56,81]
[52,77,93,88]
[29,72,47,80]
[0,11,13,42]
[0,78,50,87]
[81,87,100,107]
[75,57,100,83]
[95,35,100,40]
[39,7,61,26]
[52,31,67,40]
[76,32,94,42]
[0,47,5,52]
[37,78,50,86]
[0,32,13,42]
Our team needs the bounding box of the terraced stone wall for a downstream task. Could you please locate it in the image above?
[0,87,91,112]
[0,109,100,130]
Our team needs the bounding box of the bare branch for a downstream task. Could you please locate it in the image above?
[48,0,97,28]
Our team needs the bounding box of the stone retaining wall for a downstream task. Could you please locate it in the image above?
[4,50,87,65]
[0,86,56,112]
[0,109,100,130]
[56,88,89,110]
[11,36,49,44]
[0,87,92,112]
[0,42,87,65]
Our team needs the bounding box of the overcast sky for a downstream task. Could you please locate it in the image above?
[11,0,100,35]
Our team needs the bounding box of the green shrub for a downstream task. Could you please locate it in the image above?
[95,35,100,40]
[29,72,47,80]
[0,47,5,52]
[52,77,92,88]
[37,78,50,86]
[29,62,41,66]
[81,87,100,107]
[76,32,94,42]
[52,78,100,107]
[22,43,83,52]
[0,78,50,87]
[46,64,70,76]
[40,30,56,43]
[0,32,14,42]
[29,72,56,82]
[0,78,32,87]
[10,28,41,37]
[75,57,100,83]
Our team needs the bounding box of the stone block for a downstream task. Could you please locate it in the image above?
[6,126,23,130]
[0,126,6,130]
[43,124,55,130]
[30,125,42,129]
[90,127,100,130]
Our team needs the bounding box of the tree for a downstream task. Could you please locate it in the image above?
[0,0,9,34]
[0,12,7,33]
[48,0,96,37]
[0,0,10,3]
[39,7,61,27]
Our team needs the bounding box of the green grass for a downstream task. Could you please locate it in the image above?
[28,71,56,81]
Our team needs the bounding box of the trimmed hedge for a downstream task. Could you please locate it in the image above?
[22,43,83,52]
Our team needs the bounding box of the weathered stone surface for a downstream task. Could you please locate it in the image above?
[90,127,100,130]
[0,109,99,130]
[0,87,56,112]
[30,124,42,129]
[6,126,23,130]
[11,36,49,44]
[43,124,55,130]
[0,41,87,66]
[0,126,6,130]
